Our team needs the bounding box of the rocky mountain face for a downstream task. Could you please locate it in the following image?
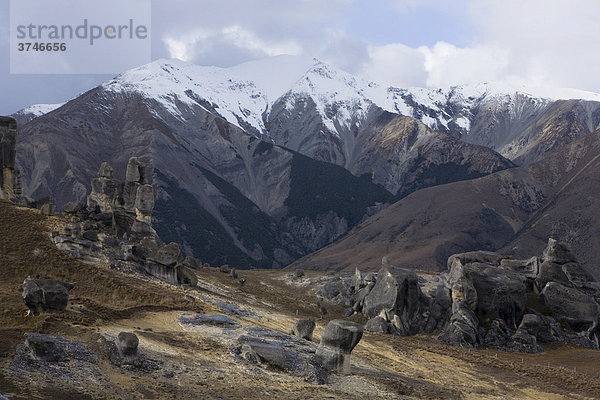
[12,56,600,269]
[290,128,600,279]
[14,58,525,269]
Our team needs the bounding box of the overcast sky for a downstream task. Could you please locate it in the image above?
[1,0,599,114]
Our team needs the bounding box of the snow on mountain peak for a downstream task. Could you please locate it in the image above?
[99,55,600,136]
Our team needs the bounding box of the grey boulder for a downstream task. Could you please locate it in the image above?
[313,320,363,375]
[117,332,139,356]
[292,319,316,341]
[22,277,75,315]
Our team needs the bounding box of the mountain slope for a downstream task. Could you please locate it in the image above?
[13,56,600,268]
[16,86,397,268]
[289,128,600,278]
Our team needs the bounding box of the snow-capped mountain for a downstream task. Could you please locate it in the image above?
[12,55,600,268]
[101,56,600,167]
[12,102,65,125]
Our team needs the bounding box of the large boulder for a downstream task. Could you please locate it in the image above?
[540,282,599,347]
[150,242,182,267]
[313,320,363,375]
[22,277,75,315]
[117,332,139,356]
[176,265,198,286]
[23,333,95,363]
[447,257,527,329]
[362,267,425,335]
[364,316,391,334]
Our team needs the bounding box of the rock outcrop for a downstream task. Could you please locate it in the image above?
[52,158,197,287]
[439,239,600,351]
[341,238,600,353]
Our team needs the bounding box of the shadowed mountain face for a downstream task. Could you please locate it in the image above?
[289,129,600,279]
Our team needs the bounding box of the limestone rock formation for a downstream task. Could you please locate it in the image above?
[0,116,18,200]
[51,158,199,288]
[313,320,363,377]
[22,277,75,316]
[340,238,599,353]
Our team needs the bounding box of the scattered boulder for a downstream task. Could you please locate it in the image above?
[219,264,230,273]
[23,333,95,363]
[292,319,316,341]
[22,277,75,315]
[183,256,202,270]
[230,268,238,279]
[176,265,198,286]
[150,242,182,267]
[117,332,139,356]
[313,320,363,375]
[294,269,305,278]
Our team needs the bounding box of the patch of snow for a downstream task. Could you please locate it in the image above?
[16,102,65,117]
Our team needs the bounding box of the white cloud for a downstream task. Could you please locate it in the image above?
[361,43,427,87]
[163,26,301,63]
[418,42,510,88]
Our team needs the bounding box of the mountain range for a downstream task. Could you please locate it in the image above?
[11,55,600,270]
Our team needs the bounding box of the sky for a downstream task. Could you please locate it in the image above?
[1,0,599,114]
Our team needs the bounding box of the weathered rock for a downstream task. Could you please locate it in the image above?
[447,251,502,269]
[150,242,182,267]
[535,260,571,292]
[540,282,599,347]
[178,314,240,329]
[542,238,577,264]
[177,265,198,286]
[24,333,95,363]
[126,157,145,183]
[439,301,480,348]
[98,162,114,179]
[362,267,425,335]
[230,268,238,279]
[117,332,139,356]
[517,313,563,343]
[294,269,305,278]
[364,316,390,334]
[500,257,540,279]
[134,184,154,217]
[313,320,363,375]
[508,329,542,353]
[183,256,202,270]
[22,277,75,315]
[82,230,99,241]
[219,264,230,273]
[292,319,316,341]
[448,258,527,329]
[62,201,85,214]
